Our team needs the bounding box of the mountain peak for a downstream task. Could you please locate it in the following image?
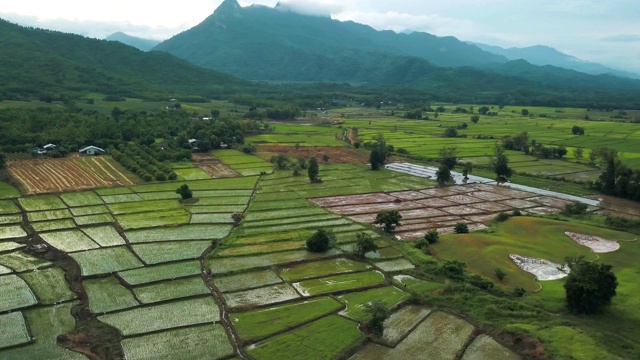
[214,0,241,17]
[274,1,331,18]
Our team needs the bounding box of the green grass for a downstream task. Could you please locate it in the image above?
[133,277,210,304]
[39,230,100,252]
[0,274,37,312]
[392,275,446,294]
[81,225,126,246]
[26,209,72,222]
[116,208,191,230]
[0,312,30,349]
[0,252,50,272]
[0,182,20,199]
[118,261,202,286]
[31,219,77,231]
[293,271,386,296]
[121,324,234,360]
[190,213,235,224]
[223,283,300,308]
[132,241,211,264]
[70,246,143,276]
[279,258,370,282]
[107,199,182,215]
[208,249,342,275]
[461,335,520,360]
[129,176,258,192]
[216,240,305,257]
[0,214,21,225]
[214,269,283,292]
[95,187,133,195]
[125,224,232,243]
[18,195,66,211]
[19,268,76,304]
[60,191,103,207]
[173,167,212,181]
[73,213,114,226]
[232,297,343,341]
[338,286,411,321]
[101,193,143,204]
[84,276,140,314]
[99,296,219,336]
[0,242,24,254]
[245,315,363,360]
[69,205,109,216]
[0,225,27,240]
[0,200,20,214]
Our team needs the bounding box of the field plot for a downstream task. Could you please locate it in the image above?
[27,209,72,222]
[0,302,85,360]
[81,225,126,246]
[132,241,211,264]
[232,297,343,341]
[216,240,304,257]
[133,277,210,304]
[107,199,181,214]
[0,312,30,349]
[99,296,220,336]
[279,258,370,281]
[100,193,143,204]
[0,214,23,225]
[0,225,27,240]
[213,149,274,176]
[39,230,100,252]
[0,251,50,273]
[190,213,234,224]
[246,315,362,360]
[209,249,342,274]
[462,334,520,360]
[138,191,180,200]
[173,167,212,181]
[116,209,190,230]
[223,283,300,308]
[339,286,410,321]
[118,261,201,286]
[31,219,76,231]
[73,213,114,226]
[7,156,138,194]
[373,258,415,272]
[20,268,76,304]
[293,271,385,296]
[0,182,20,199]
[0,242,24,254]
[258,145,369,163]
[393,275,445,294]
[125,225,232,243]
[18,195,66,211]
[70,205,108,216]
[60,191,103,207]
[129,176,257,193]
[350,312,474,360]
[214,269,283,293]
[0,274,38,312]
[121,324,233,360]
[0,200,20,214]
[383,305,432,346]
[70,246,143,276]
[84,277,139,314]
[191,153,239,178]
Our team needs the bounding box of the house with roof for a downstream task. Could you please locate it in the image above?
[43,143,56,151]
[79,146,106,155]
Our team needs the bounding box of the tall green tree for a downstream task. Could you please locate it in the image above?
[175,184,193,200]
[435,165,453,186]
[363,300,391,337]
[375,210,402,233]
[306,229,336,253]
[353,232,378,257]
[490,143,513,183]
[438,147,458,170]
[308,157,319,182]
[564,257,618,314]
[370,149,385,170]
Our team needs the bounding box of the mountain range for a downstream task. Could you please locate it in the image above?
[106,32,160,52]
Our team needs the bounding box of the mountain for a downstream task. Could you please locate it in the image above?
[0,19,249,101]
[105,32,161,51]
[153,0,507,82]
[472,42,640,79]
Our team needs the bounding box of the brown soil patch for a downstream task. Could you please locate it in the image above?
[192,153,239,178]
[475,185,535,199]
[258,145,369,163]
[415,198,459,208]
[7,155,138,194]
[400,208,449,219]
[527,196,572,209]
[527,206,562,215]
[470,202,513,213]
[499,199,540,209]
[469,191,512,202]
[419,188,459,197]
[328,201,424,215]
[310,193,396,207]
[441,206,487,216]
[442,195,484,205]
[388,190,432,201]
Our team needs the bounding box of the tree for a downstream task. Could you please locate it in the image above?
[375,210,402,233]
[211,109,220,118]
[470,115,480,123]
[439,147,458,170]
[270,154,291,169]
[175,184,192,200]
[308,157,320,182]
[443,128,458,138]
[564,256,618,314]
[363,300,391,337]
[306,229,336,252]
[353,232,378,257]
[494,268,506,282]
[369,149,385,170]
[454,222,469,234]
[571,125,585,135]
[490,144,513,183]
[322,154,330,163]
[521,109,529,116]
[435,165,453,186]
[424,229,439,244]
[231,212,244,226]
[573,147,584,162]
[461,162,473,180]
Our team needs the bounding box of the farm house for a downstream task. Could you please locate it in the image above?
[79,146,106,155]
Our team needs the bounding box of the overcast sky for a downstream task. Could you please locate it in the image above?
[2,0,639,73]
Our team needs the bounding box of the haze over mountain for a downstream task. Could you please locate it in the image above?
[471,42,640,79]
[106,32,160,52]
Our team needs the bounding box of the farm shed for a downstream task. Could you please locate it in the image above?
[79,146,106,155]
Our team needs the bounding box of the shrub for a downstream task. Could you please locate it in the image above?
[374,210,402,233]
[495,213,510,222]
[513,287,526,297]
[231,213,244,226]
[175,184,192,200]
[494,268,506,282]
[363,300,390,337]
[512,209,522,216]
[454,222,469,234]
[306,229,336,253]
[563,203,588,216]
[353,233,377,257]
[424,229,439,244]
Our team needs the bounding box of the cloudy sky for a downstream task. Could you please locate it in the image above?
[2,0,639,73]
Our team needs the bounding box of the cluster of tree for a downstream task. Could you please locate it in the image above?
[244,106,301,120]
[404,110,424,119]
[367,135,393,170]
[571,125,585,135]
[592,148,640,201]
[435,147,458,186]
[530,143,568,159]
[109,143,182,182]
[564,256,618,314]
[490,144,513,183]
[501,131,530,153]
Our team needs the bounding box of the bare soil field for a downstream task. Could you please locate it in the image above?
[258,145,370,163]
[7,155,138,194]
[192,153,239,178]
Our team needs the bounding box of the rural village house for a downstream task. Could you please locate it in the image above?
[79,145,106,155]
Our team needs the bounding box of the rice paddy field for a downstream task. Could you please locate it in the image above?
[1,131,640,360]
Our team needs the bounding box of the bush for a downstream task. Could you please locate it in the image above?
[494,268,506,282]
[175,184,192,200]
[363,300,390,337]
[306,229,336,253]
[375,210,402,233]
[512,209,522,216]
[563,203,588,216]
[231,212,244,226]
[353,232,377,257]
[513,287,526,297]
[454,222,469,234]
[438,260,467,281]
[495,213,510,222]
[424,229,439,244]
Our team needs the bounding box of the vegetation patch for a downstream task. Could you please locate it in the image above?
[245,315,362,360]
[232,297,343,341]
[382,305,432,346]
[70,246,143,276]
[0,200,20,214]
[133,276,210,304]
[107,199,181,215]
[0,225,27,240]
[116,208,191,230]
[223,283,300,308]
[18,195,66,211]
[126,225,232,243]
[280,258,370,282]
[60,191,103,207]
[392,275,445,294]
[0,251,50,273]
[19,268,76,304]
[129,176,257,193]
[293,270,385,296]
[190,213,234,224]
[0,242,24,254]
[99,296,220,336]
[0,182,20,199]
[373,258,415,272]
[40,230,100,252]
[461,334,520,360]
[69,204,109,216]
[217,240,304,257]
[0,274,38,312]
[209,249,342,275]
[84,276,140,314]
[121,324,234,360]
[118,260,202,286]
[81,225,126,247]
[132,241,211,264]
[31,219,76,232]
[27,209,72,222]
[338,286,411,321]
[0,312,30,350]
[101,193,143,204]
[73,213,114,226]
[214,269,283,293]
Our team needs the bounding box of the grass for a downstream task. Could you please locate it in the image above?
[133,276,210,304]
[0,214,21,225]
[190,213,235,224]
[31,219,77,231]
[461,335,520,360]
[101,193,143,204]
[116,208,191,230]
[73,213,114,226]
[118,260,202,286]
[60,191,103,207]
[27,209,72,222]
[338,286,411,321]
[69,205,109,216]
[0,182,20,199]
[279,258,370,282]
[232,297,343,341]
[84,276,140,314]
[129,176,258,192]
[107,200,182,215]
[95,187,133,195]
[173,167,212,180]
[392,275,446,294]
[125,225,232,243]
[245,315,363,360]
[99,296,220,336]
[19,268,76,304]
[292,270,386,296]
[0,312,30,349]
[121,324,234,360]
[0,252,50,272]
[0,242,24,254]
[208,249,342,275]
[214,269,283,293]
[70,246,143,276]
[39,230,100,252]
[373,258,415,272]
[216,240,305,257]
[18,195,67,211]
[0,274,37,312]
[81,225,126,246]
[223,283,300,308]
[0,200,20,214]
[0,225,27,240]
[131,241,211,264]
